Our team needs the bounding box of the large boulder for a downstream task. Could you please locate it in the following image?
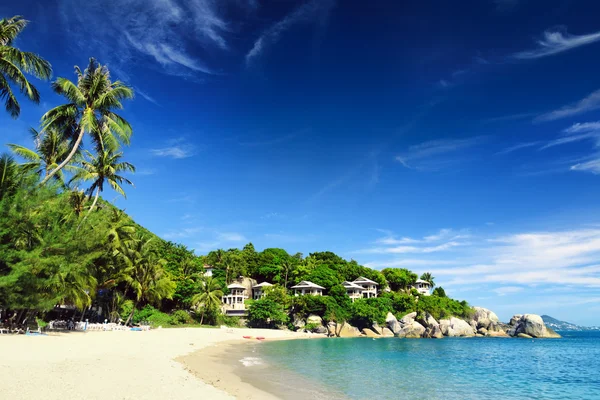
[510,314,561,338]
[307,314,323,325]
[400,312,417,326]
[425,324,444,339]
[472,307,499,330]
[314,325,328,335]
[337,322,361,338]
[386,312,402,336]
[327,321,336,337]
[381,327,395,337]
[439,319,450,336]
[361,328,379,338]
[293,315,305,330]
[509,314,522,326]
[371,322,382,335]
[398,321,426,338]
[445,317,476,337]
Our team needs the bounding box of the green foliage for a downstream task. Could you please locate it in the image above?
[380,291,417,316]
[420,272,435,287]
[217,315,241,327]
[169,310,193,325]
[350,298,393,328]
[248,298,289,328]
[432,287,447,297]
[305,265,341,290]
[304,322,320,332]
[416,295,473,321]
[382,268,417,292]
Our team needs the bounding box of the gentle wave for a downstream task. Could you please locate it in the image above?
[239,356,263,367]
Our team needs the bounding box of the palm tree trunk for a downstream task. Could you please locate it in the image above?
[200,308,205,325]
[77,187,100,231]
[40,125,84,185]
[125,301,138,326]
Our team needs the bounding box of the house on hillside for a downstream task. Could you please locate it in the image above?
[222,283,249,315]
[291,281,324,296]
[342,281,365,302]
[252,282,273,300]
[203,264,215,277]
[352,277,378,298]
[412,279,432,296]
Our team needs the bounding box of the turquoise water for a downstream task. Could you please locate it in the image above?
[254,331,600,399]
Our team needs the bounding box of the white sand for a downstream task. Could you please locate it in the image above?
[0,327,305,400]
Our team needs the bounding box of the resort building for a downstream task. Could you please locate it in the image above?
[203,264,215,277]
[342,281,365,302]
[412,279,432,296]
[252,282,273,300]
[291,281,325,296]
[222,283,248,312]
[352,277,379,298]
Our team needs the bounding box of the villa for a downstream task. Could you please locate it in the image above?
[352,276,379,298]
[222,283,248,315]
[291,281,325,296]
[203,264,215,277]
[412,279,432,296]
[342,281,365,302]
[252,282,273,300]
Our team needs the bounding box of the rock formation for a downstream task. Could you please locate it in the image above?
[508,314,561,338]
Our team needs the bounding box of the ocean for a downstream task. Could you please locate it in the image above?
[234,331,600,399]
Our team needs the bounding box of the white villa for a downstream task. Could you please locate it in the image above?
[222,283,248,314]
[252,282,273,300]
[342,281,365,302]
[352,276,378,298]
[203,264,215,277]
[291,281,325,296]
[412,279,432,296]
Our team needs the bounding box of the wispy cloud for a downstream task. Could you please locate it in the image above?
[496,141,541,155]
[194,231,248,252]
[245,0,335,65]
[358,229,471,255]
[396,137,485,171]
[163,227,202,240]
[493,286,524,296]
[483,112,538,124]
[513,29,600,60]
[150,146,197,159]
[570,158,600,174]
[60,0,233,77]
[535,89,600,122]
[134,88,160,106]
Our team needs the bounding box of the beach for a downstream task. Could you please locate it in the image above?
[0,327,309,400]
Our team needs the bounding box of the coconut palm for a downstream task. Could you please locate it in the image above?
[48,265,97,311]
[119,236,175,324]
[191,277,223,325]
[0,153,19,200]
[420,272,435,287]
[40,58,133,185]
[69,141,135,227]
[8,127,75,185]
[0,16,52,118]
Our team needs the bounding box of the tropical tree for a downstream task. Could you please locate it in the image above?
[0,153,19,200]
[8,127,75,184]
[70,142,135,227]
[119,236,175,324]
[0,16,52,118]
[40,58,133,184]
[420,272,435,287]
[190,277,223,325]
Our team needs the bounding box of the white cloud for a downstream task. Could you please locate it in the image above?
[513,29,600,60]
[492,286,524,296]
[496,141,541,155]
[163,227,202,240]
[535,89,600,122]
[358,229,471,255]
[245,0,335,65]
[564,121,600,134]
[217,232,247,242]
[570,158,600,174]
[396,137,485,171]
[150,146,197,159]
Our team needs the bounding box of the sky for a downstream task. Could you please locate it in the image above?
[2,0,600,325]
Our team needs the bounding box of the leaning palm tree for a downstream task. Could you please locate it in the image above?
[69,141,135,227]
[420,272,435,288]
[40,58,133,185]
[119,236,175,325]
[190,277,223,325]
[0,16,52,118]
[8,127,75,185]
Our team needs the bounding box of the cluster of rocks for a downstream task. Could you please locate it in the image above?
[293,308,561,339]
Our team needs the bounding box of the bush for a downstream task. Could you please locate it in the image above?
[169,310,193,325]
[304,322,320,332]
[350,297,393,329]
[217,315,242,327]
[146,311,171,327]
[248,299,289,328]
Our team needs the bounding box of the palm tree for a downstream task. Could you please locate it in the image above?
[0,16,52,118]
[40,58,133,185]
[190,277,223,325]
[8,127,75,185]
[48,265,97,311]
[0,153,19,200]
[69,142,135,227]
[420,272,435,288]
[119,236,175,325]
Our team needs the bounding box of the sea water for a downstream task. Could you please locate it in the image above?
[240,331,600,400]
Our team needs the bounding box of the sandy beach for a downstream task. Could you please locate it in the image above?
[0,327,310,400]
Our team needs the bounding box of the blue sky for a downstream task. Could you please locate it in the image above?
[3,0,600,325]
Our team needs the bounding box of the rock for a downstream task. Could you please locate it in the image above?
[487,330,510,338]
[469,320,478,330]
[371,322,383,335]
[426,324,444,339]
[307,314,323,325]
[314,325,328,335]
[477,328,488,335]
[361,328,379,338]
[517,333,533,339]
[488,321,510,333]
[337,322,361,338]
[472,307,500,330]
[327,322,336,337]
[293,316,305,329]
[386,312,402,336]
[475,333,484,337]
[446,317,476,337]
[398,321,426,338]
[545,327,562,338]
[400,312,417,326]
[510,314,522,326]
[510,314,561,338]
[381,327,395,337]
[439,319,450,336]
